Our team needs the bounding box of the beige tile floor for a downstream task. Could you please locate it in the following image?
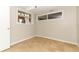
[4,37,79,52]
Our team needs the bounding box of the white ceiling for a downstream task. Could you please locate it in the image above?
[29,6,57,15]
[17,6,57,15]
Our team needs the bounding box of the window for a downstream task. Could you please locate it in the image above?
[48,12,62,19]
[38,15,47,20]
[38,12,62,21]
[18,10,31,24]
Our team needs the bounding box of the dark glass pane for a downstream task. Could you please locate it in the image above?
[48,12,62,19]
[38,15,47,20]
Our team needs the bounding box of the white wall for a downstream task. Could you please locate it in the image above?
[10,6,78,45]
[77,6,79,45]
[36,6,77,44]
[0,6,10,51]
[10,6,35,45]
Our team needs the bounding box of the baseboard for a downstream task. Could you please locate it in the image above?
[11,36,34,46]
[11,35,78,46]
[35,35,78,45]
[0,46,10,52]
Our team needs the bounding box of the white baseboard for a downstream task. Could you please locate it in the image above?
[11,35,78,46]
[35,35,78,45]
[0,46,10,52]
[11,36,34,46]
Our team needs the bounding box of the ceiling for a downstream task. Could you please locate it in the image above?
[17,6,58,15]
[29,6,56,15]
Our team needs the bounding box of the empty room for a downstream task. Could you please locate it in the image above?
[0,6,79,52]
